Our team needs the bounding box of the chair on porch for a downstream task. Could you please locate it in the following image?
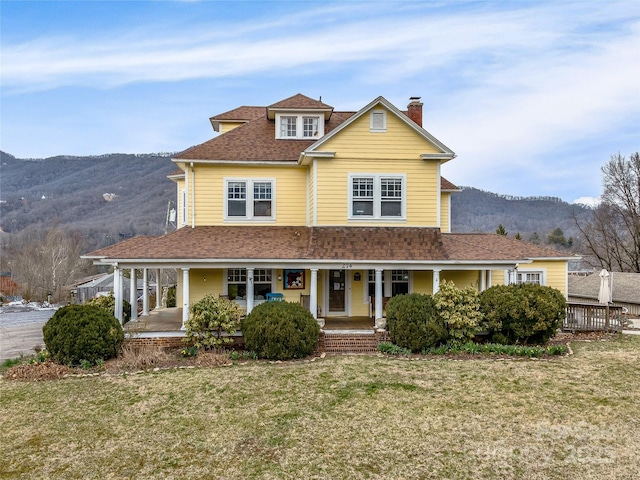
[266,292,284,302]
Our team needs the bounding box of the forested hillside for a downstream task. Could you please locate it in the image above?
[0,151,177,251]
[1,151,591,253]
[451,187,591,246]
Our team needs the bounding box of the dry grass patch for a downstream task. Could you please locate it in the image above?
[1,335,640,479]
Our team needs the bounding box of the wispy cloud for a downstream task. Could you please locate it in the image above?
[1,0,638,200]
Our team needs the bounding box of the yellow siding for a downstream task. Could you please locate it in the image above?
[526,260,568,297]
[491,270,506,286]
[313,108,442,227]
[190,269,225,302]
[412,271,434,295]
[192,165,308,226]
[440,193,451,233]
[350,271,369,316]
[308,166,315,226]
[218,122,246,134]
[441,271,479,289]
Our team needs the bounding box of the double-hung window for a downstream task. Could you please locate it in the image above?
[280,116,297,137]
[303,117,319,137]
[226,179,275,220]
[226,268,273,301]
[350,174,405,219]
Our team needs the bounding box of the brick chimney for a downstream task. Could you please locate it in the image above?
[407,97,423,127]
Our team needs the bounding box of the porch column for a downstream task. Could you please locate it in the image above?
[155,268,161,310]
[310,268,318,319]
[113,267,122,324]
[375,269,383,320]
[433,269,441,294]
[117,268,124,323]
[479,269,486,292]
[181,268,190,330]
[246,268,255,314]
[142,268,149,316]
[129,268,137,322]
[486,270,492,288]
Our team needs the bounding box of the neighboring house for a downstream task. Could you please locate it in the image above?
[0,272,20,301]
[569,271,640,316]
[84,94,574,327]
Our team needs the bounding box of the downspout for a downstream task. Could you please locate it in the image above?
[191,162,195,228]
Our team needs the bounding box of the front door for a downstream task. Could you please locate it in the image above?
[328,269,346,314]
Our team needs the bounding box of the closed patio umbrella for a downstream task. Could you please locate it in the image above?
[598,269,611,304]
[598,269,611,327]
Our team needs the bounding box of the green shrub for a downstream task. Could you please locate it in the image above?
[43,305,124,366]
[87,293,132,324]
[433,280,484,343]
[184,294,243,349]
[241,301,320,360]
[377,342,412,356]
[479,284,566,344]
[386,293,446,352]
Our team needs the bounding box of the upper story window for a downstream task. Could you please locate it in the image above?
[303,117,319,137]
[276,114,324,139]
[350,174,405,219]
[225,179,275,220]
[370,110,387,132]
[280,116,297,137]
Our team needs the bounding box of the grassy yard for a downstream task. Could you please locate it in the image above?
[1,336,640,479]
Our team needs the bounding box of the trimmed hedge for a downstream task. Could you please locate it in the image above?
[386,293,445,352]
[479,283,566,344]
[241,301,320,360]
[43,304,124,366]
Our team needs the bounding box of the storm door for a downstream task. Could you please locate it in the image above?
[328,270,346,314]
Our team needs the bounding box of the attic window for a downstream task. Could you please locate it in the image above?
[280,116,297,137]
[303,117,319,137]
[370,110,386,132]
[275,114,324,139]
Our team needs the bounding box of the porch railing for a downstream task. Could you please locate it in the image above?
[564,302,625,332]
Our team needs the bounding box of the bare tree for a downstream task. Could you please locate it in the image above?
[8,228,94,302]
[574,153,640,272]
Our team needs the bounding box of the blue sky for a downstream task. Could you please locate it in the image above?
[1,0,639,204]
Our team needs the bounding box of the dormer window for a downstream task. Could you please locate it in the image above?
[303,117,319,137]
[275,113,324,139]
[280,116,297,137]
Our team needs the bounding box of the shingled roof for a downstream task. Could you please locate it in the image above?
[85,227,570,265]
[268,93,333,110]
[568,271,640,305]
[175,110,355,162]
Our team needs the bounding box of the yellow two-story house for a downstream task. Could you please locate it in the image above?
[86,94,573,328]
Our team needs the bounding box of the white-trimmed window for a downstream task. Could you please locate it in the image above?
[225,179,275,220]
[276,114,324,139]
[280,116,297,137]
[515,271,543,285]
[350,174,405,219]
[226,268,273,301]
[303,116,319,137]
[370,110,387,132]
[391,270,409,296]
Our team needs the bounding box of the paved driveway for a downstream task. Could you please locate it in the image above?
[0,309,55,361]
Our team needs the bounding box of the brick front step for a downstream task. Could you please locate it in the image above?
[320,331,390,354]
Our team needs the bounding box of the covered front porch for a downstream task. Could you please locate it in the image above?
[124,307,377,335]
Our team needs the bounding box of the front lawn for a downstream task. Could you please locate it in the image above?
[1,335,639,479]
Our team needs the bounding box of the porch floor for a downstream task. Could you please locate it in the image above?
[124,308,375,334]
